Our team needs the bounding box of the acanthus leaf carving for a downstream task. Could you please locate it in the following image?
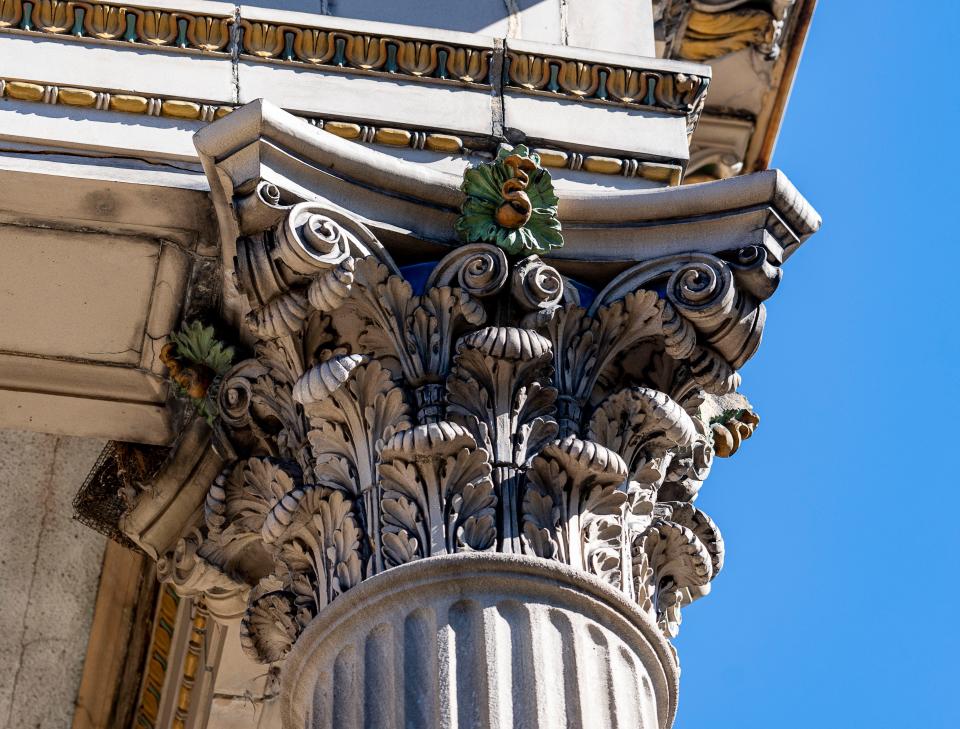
[632,519,712,638]
[240,581,301,663]
[548,289,664,435]
[588,387,697,489]
[332,255,487,416]
[378,421,496,567]
[148,168,781,661]
[523,436,628,586]
[297,356,412,576]
[447,327,558,553]
[262,484,364,608]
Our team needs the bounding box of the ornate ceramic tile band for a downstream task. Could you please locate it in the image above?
[0,77,233,120]
[132,585,180,729]
[0,0,232,51]
[0,0,708,125]
[504,51,708,119]
[239,19,493,85]
[0,76,683,183]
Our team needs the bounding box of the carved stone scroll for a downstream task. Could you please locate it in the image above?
[143,187,783,668]
[124,135,814,729]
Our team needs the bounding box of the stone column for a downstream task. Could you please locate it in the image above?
[280,554,678,729]
[121,101,818,729]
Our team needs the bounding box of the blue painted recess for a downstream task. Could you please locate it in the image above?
[399,260,596,309]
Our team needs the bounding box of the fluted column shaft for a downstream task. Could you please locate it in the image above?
[281,554,678,729]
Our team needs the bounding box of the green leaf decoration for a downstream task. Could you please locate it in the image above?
[709,408,748,426]
[165,321,235,425]
[455,144,564,255]
[169,321,235,375]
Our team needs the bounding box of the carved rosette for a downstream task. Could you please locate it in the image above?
[151,180,779,672]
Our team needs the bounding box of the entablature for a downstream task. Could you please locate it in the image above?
[0,0,709,173]
[0,0,815,188]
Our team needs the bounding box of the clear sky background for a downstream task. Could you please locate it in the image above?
[673,2,959,727]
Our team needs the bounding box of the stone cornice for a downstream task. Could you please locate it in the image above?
[0,0,710,126]
[194,100,818,286]
[0,76,684,183]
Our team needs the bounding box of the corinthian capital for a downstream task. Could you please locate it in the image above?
[118,100,818,728]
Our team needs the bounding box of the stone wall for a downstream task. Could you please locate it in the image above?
[0,430,106,729]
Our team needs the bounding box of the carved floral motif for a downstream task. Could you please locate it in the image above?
[160,321,235,423]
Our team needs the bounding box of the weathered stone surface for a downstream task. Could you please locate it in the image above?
[0,227,158,364]
[0,430,106,729]
[206,620,282,729]
[0,2,819,727]
[281,553,678,729]
[109,94,819,726]
[0,156,216,444]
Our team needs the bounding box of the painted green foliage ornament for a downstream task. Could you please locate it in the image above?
[160,321,234,424]
[455,145,563,255]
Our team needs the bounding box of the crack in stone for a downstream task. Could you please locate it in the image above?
[231,7,242,106]
[4,436,61,729]
[490,39,506,141]
[560,0,570,45]
[84,348,142,356]
[0,146,201,175]
[503,0,522,38]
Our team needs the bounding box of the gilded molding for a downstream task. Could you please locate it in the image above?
[238,19,493,86]
[504,50,709,120]
[171,600,208,729]
[0,77,233,120]
[0,76,683,183]
[291,118,683,182]
[679,8,774,62]
[0,0,709,124]
[654,0,797,62]
[0,0,231,50]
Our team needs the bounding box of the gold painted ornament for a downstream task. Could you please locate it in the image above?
[455,145,563,255]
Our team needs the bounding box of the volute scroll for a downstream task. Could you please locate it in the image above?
[140,146,789,671]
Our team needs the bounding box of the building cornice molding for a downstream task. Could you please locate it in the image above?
[0,78,683,185]
[0,0,710,126]
[0,76,687,184]
[193,101,817,293]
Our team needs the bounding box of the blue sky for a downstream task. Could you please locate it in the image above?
[673,3,960,727]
